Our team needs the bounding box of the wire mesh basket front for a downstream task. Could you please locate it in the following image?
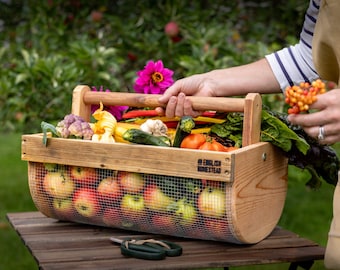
[28,162,241,243]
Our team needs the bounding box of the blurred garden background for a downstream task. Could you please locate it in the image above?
[0,0,337,269]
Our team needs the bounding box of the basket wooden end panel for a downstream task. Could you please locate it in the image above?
[22,134,233,182]
[72,85,92,122]
[229,143,288,244]
[242,93,262,147]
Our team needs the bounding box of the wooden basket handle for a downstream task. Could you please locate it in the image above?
[71,85,262,146]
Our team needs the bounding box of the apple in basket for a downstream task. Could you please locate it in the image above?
[70,166,98,185]
[43,163,60,172]
[43,171,75,199]
[118,171,145,194]
[53,197,76,220]
[73,188,100,218]
[144,184,175,212]
[102,207,122,227]
[174,198,197,227]
[120,194,146,223]
[204,217,229,240]
[150,213,177,234]
[197,186,226,218]
[97,176,122,202]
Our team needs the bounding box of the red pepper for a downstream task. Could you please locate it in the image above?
[122,109,159,119]
[201,111,216,117]
[164,121,178,128]
[123,110,217,119]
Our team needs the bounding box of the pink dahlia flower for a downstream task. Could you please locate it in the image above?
[133,60,174,94]
[91,86,128,121]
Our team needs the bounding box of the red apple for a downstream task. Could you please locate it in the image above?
[102,207,122,227]
[70,166,98,186]
[118,171,144,194]
[164,21,179,37]
[197,186,226,218]
[201,179,224,189]
[53,197,76,220]
[43,171,75,199]
[29,162,47,194]
[29,163,55,217]
[73,188,100,218]
[204,217,229,240]
[97,176,122,203]
[120,194,146,223]
[150,213,176,234]
[144,184,175,212]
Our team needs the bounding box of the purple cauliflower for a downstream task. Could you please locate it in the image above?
[56,114,93,140]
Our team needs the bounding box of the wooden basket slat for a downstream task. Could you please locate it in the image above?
[22,134,235,182]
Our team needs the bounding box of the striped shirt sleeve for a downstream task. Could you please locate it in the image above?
[265,0,321,92]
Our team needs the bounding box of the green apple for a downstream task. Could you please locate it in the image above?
[175,199,197,226]
[197,186,226,218]
[43,171,75,199]
[43,163,59,172]
[120,194,146,223]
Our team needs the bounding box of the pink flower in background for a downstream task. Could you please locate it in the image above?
[133,60,174,94]
[91,86,128,120]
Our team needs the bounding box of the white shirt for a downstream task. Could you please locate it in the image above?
[265,0,321,91]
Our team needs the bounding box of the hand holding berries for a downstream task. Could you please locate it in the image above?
[285,79,326,114]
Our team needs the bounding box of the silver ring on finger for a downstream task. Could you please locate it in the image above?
[318,125,325,141]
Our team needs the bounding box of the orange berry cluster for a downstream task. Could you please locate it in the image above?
[285,79,326,114]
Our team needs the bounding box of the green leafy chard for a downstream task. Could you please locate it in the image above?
[210,109,339,189]
[266,109,339,188]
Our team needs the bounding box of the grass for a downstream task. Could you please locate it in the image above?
[0,133,335,269]
[0,133,37,269]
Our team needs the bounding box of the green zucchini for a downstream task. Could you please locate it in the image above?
[173,116,195,147]
[122,129,171,147]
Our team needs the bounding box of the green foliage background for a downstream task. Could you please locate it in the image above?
[1,0,308,133]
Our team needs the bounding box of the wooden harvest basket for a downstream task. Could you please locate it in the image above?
[22,85,288,244]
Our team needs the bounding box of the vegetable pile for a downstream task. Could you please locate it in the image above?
[41,103,339,189]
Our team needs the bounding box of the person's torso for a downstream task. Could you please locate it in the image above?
[313,0,340,84]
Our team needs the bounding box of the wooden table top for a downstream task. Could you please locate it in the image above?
[7,211,325,270]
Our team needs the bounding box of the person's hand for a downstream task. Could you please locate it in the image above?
[157,74,217,118]
[288,89,340,145]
